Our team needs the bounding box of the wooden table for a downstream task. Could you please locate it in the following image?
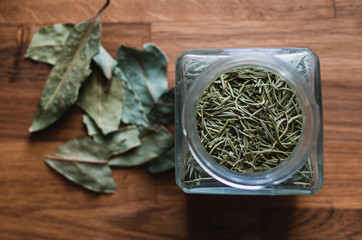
[1,0,362,239]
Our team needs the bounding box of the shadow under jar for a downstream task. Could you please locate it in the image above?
[175,48,323,195]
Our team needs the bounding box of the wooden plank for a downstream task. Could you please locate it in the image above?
[101,22,151,58]
[1,139,362,239]
[0,204,187,240]
[0,24,50,84]
[152,19,362,84]
[2,202,361,240]
[0,140,157,204]
[0,0,335,25]
[0,139,184,240]
[323,71,362,143]
[151,19,362,63]
[183,199,362,239]
[336,0,362,19]
[261,208,362,240]
[0,23,150,140]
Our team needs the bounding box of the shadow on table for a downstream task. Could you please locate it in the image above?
[186,194,296,240]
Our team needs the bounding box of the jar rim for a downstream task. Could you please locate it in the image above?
[182,52,320,188]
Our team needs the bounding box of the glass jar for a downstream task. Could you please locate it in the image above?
[175,48,323,195]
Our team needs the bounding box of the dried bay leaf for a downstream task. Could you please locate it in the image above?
[51,136,111,160]
[82,114,141,155]
[114,67,149,127]
[45,136,116,193]
[109,126,174,167]
[25,23,74,65]
[148,147,175,173]
[93,46,118,81]
[77,67,125,135]
[148,87,175,126]
[121,81,149,126]
[83,114,100,136]
[117,43,168,115]
[29,16,101,133]
[93,126,141,155]
[147,88,175,172]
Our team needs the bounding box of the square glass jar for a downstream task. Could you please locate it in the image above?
[175,48,323,195]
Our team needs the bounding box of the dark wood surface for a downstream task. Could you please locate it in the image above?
[1,1,362,239]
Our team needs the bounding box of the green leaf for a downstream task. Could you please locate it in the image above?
[44,136,116,193]
[83,114,100,136]
[82,114,141,155]
[77,67,125,135]
[117,43,168,115]
[29,17,101,132]
[114,66,149,126]
[25,23,74,65]
[93,46,118,81]
[109,126,173,167]
[148,147,175,173]
[148,87,175,126]
[93,125,141,155]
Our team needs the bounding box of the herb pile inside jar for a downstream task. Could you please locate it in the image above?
[197,68,303,173]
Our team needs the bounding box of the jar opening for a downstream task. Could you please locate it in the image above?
[196,66,304,174]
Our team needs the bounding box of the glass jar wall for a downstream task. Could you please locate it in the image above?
[175,48,323,195]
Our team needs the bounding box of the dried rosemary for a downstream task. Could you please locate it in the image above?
[197,68,303,173]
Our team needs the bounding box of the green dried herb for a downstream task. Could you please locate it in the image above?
[29,16,101,132]
[45,136,116,193]
[116,67,149,127]
[117,43,168,114]
[148,147,175,173]
[83,114,100,136]
[25,23,74,65]
[25,24,117,86]
[77,66,125,135]
[197,68,303,173]
[109,126,174,167]
[82,114,141,155]
[284,157,314,186]
[93,46,117,80]
[184,154,211,183]
[93,126,141,155]
[93,46,118,92]
[148,88,175,127]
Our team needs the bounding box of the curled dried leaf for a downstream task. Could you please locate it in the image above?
[115,67,149,127]
[45,136,116,193]
[148,147,175,174]
[109,126,173,167]
[77,67,125,135]
[29,16,101,132]
[25,23,74,65]
[93,46,118,90]
[117,43,168,115]
[93,126,141,155]
[148,87,175,127]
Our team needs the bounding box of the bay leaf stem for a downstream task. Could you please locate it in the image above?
[97,0,110,16]
[45,155,108,164]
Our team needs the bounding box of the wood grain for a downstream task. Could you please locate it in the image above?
[1,0,362,239]
[1,138,361,238]
[1,139,362,239]
[0,0,335,24]
[336,0,362,18]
